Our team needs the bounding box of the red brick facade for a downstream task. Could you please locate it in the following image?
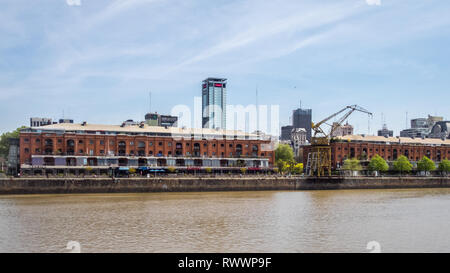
[20,132,275,166]
[304,137,450,169]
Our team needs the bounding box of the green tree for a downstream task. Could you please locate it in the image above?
[0,126,26,159]
[393,155,412,174]
[276,160,287,174]
[275,144,294,162]
[417,156,436,172]
[368,155,389,172]
[342,158,362,171]
[438,159,450,173]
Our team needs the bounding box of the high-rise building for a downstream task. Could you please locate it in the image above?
[280,125,294,141]
[292,108,312,141]
[202,78,227,129]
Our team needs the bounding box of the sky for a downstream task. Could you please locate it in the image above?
[0,0,449,136]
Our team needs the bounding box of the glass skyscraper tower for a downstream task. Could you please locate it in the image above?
[202,77,227,129]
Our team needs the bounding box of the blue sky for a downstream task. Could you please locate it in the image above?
[1,0,449,136]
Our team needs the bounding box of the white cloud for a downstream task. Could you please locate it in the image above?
[366,0,381,6]
[66,0,81,6]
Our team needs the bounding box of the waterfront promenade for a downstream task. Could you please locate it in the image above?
[0,176,449,195]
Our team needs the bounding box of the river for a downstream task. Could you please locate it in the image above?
[0,188,449,253]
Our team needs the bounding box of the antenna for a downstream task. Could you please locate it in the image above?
[256,85,259,132]
[406,111,408,129]
[149,91,152,113]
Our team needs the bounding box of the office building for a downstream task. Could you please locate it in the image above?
[292,108,312,141]
[202,78,227,129]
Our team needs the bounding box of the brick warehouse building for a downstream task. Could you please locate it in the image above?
[304,135,450,170]
[19,122,275,174]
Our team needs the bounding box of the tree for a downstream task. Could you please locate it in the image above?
[417,156,436,172]
[438,160,450,173]
[393,155,412,174]
[275,144,294,162]
[342,158,362,171]
[276,160,287,174]
[0,126,26,159]
[167,167,176,173]
[368,155,389,172]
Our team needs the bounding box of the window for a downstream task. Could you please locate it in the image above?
[24,138,29,143]
[24,148,29,153]
[89,140,94,145]
[58,139,62,143]
[100,140,104,145]
[229,144,233,148]
[130,141,134,146]
[79,149,84,154]
[203,143,207,147]
[159,142,163,146]
[100,150,105,155]
[35,139,40,143]
[213,144,216,147]
[168,142,172,147]
[35,148,40,153]
[221,144,224,147]
[110,141,115,145]
[149,142,153,146]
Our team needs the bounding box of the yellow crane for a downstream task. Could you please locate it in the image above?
[306,105,373,176]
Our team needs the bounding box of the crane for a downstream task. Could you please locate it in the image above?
[306,105,373,176]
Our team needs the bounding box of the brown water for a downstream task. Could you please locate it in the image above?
[0,189,449,253]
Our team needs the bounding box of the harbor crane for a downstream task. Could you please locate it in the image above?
[305,105,373,177]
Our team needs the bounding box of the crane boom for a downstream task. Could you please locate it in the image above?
[306,104,373,177]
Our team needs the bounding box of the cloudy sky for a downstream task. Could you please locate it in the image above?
[1,0,449,135]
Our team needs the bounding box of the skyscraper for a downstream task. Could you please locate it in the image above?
[202,77,227,129]
[292,108,312,141]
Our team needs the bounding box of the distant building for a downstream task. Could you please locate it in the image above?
[377,124,394,137]
[30,117,52,127]
[144,113,178,127]
[280,125,294,141]
[202,77,227,129]
[429,121,450,139]
[291,128,308,160]
[7,138,20,175]
[292,108,312,141]
[331,122,353,137]
[400,115,444,138]
[59,119,74,124]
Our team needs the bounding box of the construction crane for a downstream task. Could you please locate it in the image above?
[305,105,373,177]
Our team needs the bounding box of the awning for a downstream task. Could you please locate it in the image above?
[118,167,129,171]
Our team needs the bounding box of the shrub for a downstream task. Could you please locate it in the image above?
[417,156,436,172]
[240,168,247,174]
[129,168,136,174]
[167,167,176,173]
[368,155,389,172]
[292,163,303,174]
[205,167,212,173]
[393,155,412,174]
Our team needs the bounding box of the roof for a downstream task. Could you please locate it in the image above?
[24,123,260,138]
[334,135,450,146]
